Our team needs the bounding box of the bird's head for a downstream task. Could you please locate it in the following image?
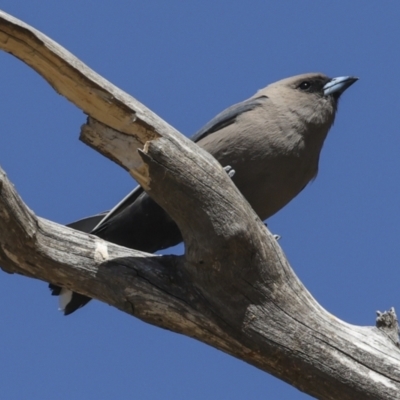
[261,73,358,131]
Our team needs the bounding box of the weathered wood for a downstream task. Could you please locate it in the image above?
[0,167,241,354]
[376,308,400,347]
[0,10,181,185]
[0,10,400,400]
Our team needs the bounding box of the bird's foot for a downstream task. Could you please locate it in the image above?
[264,223,281,241]
[223,165,236,178]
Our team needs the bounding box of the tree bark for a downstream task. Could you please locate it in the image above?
[0,10,399,400]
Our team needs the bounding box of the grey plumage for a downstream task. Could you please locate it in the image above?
[49,73,357,315]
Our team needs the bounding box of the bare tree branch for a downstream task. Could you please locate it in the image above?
[0,10,400,400]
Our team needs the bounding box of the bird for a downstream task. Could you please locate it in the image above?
[49,73,358,315]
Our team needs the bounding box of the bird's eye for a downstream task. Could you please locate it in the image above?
[299,81,312,91]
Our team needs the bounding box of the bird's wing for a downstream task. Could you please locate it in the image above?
[191,95,268,143]
[68,95,268,234]
[66,186,145,234]
[91,185,145,232]
[67,211,109,233]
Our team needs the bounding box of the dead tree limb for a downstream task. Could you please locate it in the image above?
[0,10,399,400]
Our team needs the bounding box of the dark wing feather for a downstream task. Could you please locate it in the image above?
[191,95,268,143]
[66,211,109,233]
[91,185,144,232]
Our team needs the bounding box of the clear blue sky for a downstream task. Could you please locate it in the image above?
[0,2,399,399]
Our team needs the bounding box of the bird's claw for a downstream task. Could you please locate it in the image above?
[223,165,236,178]
[264,223,281,241]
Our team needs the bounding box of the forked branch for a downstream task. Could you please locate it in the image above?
[0,10,399,400]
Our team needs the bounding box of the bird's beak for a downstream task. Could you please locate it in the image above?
[323,76,358,97]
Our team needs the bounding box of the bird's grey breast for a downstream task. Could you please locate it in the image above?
[197,101,324,220]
